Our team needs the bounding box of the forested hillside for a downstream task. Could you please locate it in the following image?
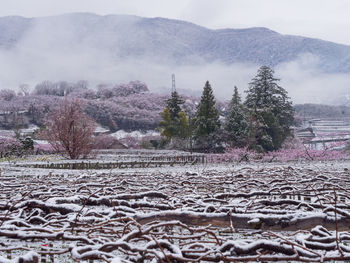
[0,80,199,131]
[1,13,350,72]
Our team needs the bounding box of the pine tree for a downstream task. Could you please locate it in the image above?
[244,66,294,151]
[166,91,184,120]
[158,91,189,144]
[229,86,241,107]
[193,81,221,151]
[249,109,283,152]
[224,86,249,147]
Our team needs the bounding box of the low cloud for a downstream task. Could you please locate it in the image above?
[276,54,350,104]
[0,18,349,105]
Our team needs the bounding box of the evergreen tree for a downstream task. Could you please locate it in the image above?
[177,111,190,139]
[158,91,189,145]
[193,81,221,152]
[158,108,175,141]
[245,66,294,151]
[224,86,249,147]
[248,109,283,152]
[229,86,241,107]
[166,91,184,120]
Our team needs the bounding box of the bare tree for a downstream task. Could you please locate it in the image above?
[42,98,95,159]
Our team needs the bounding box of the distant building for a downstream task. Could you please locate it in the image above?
[297,118,350,150]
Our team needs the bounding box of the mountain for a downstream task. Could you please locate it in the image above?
[1,13,350,73]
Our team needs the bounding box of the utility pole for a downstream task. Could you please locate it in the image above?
[171,74,176,92]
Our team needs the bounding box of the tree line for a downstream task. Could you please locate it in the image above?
[158,66,295,152]
[0,65,294,159]
[0,81,168,131]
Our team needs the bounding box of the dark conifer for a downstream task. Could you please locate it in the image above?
[245,66,294,151]
[193,81,220,138]
[224,86,249,147]
[193,81,222,152]
[166,91,184,120]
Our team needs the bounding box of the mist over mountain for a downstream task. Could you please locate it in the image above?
[1,12,350,104]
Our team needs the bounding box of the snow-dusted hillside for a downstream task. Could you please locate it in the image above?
[1,13,350,72]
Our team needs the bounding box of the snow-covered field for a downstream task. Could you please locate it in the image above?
[0,158,350,262]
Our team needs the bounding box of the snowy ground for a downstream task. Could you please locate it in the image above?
[0,157,350,262]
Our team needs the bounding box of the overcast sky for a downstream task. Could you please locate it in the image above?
[0,0,349,45]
